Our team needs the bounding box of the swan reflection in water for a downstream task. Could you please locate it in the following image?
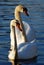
[8,5,37,65]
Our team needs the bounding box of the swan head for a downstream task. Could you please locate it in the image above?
[15,5,29,16]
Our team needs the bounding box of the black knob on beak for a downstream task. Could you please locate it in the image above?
[23,7,29,16]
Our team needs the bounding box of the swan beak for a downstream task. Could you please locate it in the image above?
[23,7,29,16]
[24,11,29,16]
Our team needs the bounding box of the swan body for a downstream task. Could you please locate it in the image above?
[8,5,37,60]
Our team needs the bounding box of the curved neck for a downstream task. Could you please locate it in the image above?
[15,9,27,42]
[15,10,22,22]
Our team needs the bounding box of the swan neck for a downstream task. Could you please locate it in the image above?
[15,11,22,22]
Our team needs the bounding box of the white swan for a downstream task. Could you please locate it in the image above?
[8,5,37,60]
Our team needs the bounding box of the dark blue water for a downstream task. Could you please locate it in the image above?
[0,0,44,65]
